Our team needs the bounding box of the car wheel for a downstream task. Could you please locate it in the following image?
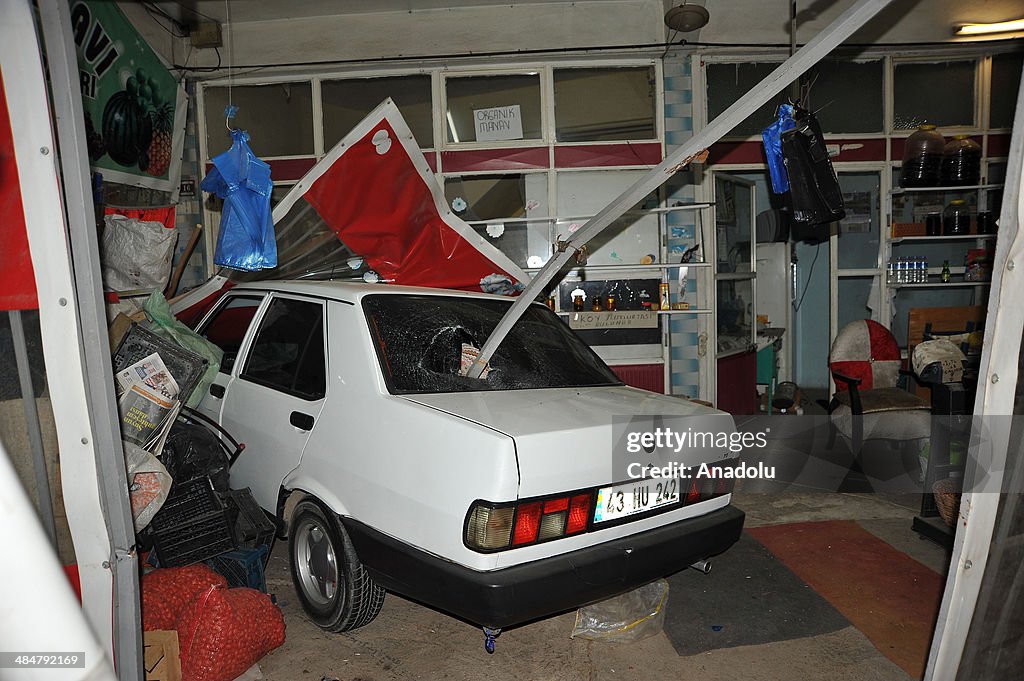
[288,498,385,631]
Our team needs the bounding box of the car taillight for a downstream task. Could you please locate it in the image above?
[512,501,543,545]
[465,492,593,552]
[464,504,514,550]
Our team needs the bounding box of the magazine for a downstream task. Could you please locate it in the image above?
[116,352,180,450]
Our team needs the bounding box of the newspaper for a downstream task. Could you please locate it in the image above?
[116,352,180,451]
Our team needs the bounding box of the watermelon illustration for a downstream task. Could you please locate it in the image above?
[102,90,153,168]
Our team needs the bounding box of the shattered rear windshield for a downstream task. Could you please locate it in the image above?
[363,294,622,394]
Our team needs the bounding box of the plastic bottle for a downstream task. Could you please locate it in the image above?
[900,124,945,188]
[941,135,982,186]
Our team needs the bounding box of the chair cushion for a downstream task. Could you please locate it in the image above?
[830,319,901,391]
[833,386,930,414]
[832,402,931,442]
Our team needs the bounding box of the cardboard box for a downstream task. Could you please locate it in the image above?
[144,630,182,681]
[891,222,926,238]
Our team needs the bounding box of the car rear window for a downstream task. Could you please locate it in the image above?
[363,294,621,394]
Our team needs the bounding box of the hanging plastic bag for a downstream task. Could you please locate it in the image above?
[201,129,276,272]
[762,104,796,194]
[782,107,845,228]
[570,579,669,643]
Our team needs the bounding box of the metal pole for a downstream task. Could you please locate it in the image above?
[9,309,57,546]
[34,2,143,678]
[468,0,897,378]
[924,57,1024,681]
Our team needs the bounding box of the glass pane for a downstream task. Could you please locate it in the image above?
[803,60,883,133]
[718,278,753,354]
[991,52,1024,129]
[553,67,656,142]
[836,172,880,269]
[443,173,550,268]
[445,74,542,143]
[242,298,325,399]
[706,62,789,138]
[362,294,620,393]
[556,170,660,266]
[204,83,314,157]
[837,276,879,331]
[715,176,754,273]
[894,61,976,129]
[198,295,264,374]
[322,75,433,149]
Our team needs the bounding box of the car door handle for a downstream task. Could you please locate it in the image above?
[209,384,225,398]
[290,411,315,431]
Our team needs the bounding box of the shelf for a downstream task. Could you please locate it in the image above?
[891,233,997,244]
[890,281,990,289]
[891,183,1002,195]
[524,261,711,274]
[556,308,712,316]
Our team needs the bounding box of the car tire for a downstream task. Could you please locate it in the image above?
[288,498,385,632]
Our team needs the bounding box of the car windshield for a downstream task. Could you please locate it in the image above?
[363,294,622,394]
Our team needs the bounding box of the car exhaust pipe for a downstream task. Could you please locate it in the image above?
[690,559,712,574]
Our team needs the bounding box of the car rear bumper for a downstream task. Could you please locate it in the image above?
[342,504,745,629]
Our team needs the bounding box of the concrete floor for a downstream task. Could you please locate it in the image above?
[256,488,951,681]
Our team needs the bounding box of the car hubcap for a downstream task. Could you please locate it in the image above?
[295,519,338,606]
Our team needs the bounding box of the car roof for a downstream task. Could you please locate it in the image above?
[228,279,515,305]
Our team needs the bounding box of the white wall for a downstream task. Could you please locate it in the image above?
[123,0,1024,73]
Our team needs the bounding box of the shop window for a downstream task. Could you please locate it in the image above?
[444,74,542,143]
[990,52,1024,129]
[556,169,660,266]
[444,173,549,268]
[204,82,314,157]
[836,172,880,270]
[801,60,883,133]
[706,62,788,138]
[717,278,753,355]
[553,66,657,142]
[893,60,976,129]
[322,75,433,149]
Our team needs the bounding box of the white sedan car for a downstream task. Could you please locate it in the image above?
[191,280,744,643]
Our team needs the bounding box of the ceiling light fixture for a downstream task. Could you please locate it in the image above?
[955,18,1024,36]
[664,2,710,33]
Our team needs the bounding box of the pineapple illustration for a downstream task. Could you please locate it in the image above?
[146,102,174,177]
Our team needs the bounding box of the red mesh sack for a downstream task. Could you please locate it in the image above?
[142,565,228,631]
[176,585,285,681]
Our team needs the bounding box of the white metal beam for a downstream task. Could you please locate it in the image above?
[924,54,1024,681]
[468,0,898,377]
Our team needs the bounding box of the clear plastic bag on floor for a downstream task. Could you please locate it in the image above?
[571,579,669,642]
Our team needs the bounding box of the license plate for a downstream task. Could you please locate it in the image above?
[593,478,680,523]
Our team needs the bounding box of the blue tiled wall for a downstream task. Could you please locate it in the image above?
[663,54,701,398]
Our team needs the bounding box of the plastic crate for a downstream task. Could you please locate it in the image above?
[222,488,276,560]
[205,545,269,592]
[112,323,208,405]
[150,476,234,567]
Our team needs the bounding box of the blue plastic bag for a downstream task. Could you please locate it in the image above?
[201,129,277,271]
[762,104,796,194]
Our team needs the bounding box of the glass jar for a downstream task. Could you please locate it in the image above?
[943,199,971,235]
[940,135,982,186]
[900,124,945,188]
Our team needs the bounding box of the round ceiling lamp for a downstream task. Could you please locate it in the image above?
[664,3,710,32]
